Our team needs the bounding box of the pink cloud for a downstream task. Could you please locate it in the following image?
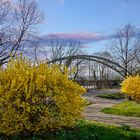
[39,31,112,43]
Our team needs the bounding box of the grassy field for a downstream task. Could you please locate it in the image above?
[102,101,140,117]
[96,93,125,100]
[1,120,140,140]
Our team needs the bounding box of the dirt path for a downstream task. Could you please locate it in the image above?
[83,95,140,128]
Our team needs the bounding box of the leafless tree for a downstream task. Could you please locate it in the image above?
[109,24,140,77]
[90,51,114,88]
[45,38,82,65]
[47,38,82,64]
[0,0,43,65]
[0,0,10,23]
[45,37,87,79]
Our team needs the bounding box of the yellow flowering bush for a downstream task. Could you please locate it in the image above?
[121,75,140,103]
[0,57,86,136]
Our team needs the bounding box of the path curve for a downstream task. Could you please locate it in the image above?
[83,96,140,128]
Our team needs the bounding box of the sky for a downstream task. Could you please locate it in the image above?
[38,0,140,53]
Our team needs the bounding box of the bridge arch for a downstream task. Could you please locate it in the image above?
[47,55,131,77]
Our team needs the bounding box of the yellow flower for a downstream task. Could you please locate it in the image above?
[0,56,86,136]
[121,75,140,103]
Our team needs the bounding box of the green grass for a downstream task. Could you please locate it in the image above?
[1,120,140,140]
[96,93,125,100]
[102,101,140,117]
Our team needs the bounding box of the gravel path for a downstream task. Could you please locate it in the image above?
[83,93,140,129]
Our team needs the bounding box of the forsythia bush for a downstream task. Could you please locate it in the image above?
[0,57,86,136]
[121,75,140,103]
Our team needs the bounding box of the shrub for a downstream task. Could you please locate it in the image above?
[121,75,140,103]
[120,124,130,131]
[0,57,86,136]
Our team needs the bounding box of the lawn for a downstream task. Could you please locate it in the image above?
[1,120,140,140]
[96,93,125,100]
[102,101,140,117]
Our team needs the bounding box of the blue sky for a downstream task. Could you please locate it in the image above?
[38,0,140,53]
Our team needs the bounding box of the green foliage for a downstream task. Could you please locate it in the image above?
[102,101,140,117]
[120,124,131,131]
[1,120,140,140]
[96,93,125,100]
[0,56,86,136]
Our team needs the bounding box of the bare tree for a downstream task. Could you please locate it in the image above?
[47,38,82,63]
[44,37,87,79]
[109,24,140,77]
[0,0,43,65]
[90,51,114,89]
[0,0,10,23]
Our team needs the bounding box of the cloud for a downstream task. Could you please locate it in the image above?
[37,31,114,47]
